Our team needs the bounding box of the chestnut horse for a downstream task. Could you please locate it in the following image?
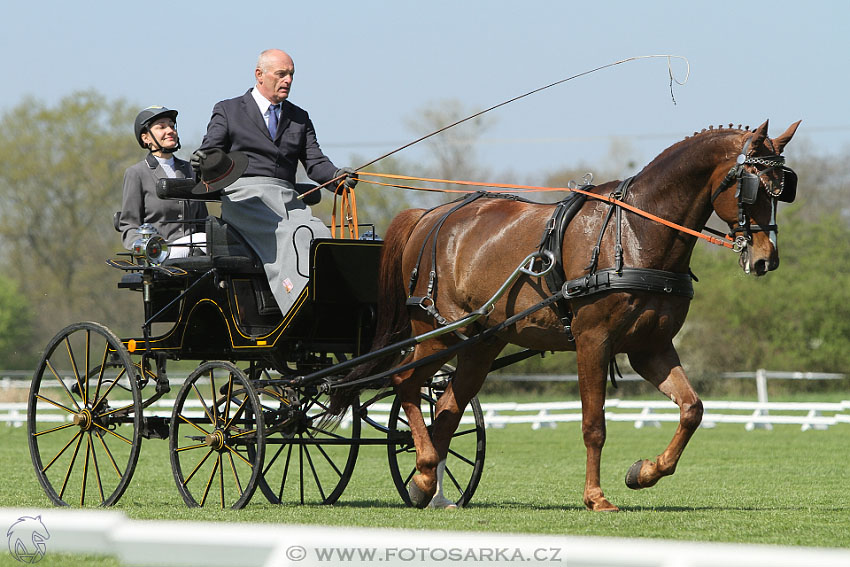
[333,120,800,511]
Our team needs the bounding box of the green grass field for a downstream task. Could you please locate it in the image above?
[2,410,849,567]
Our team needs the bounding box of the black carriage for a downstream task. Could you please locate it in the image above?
[26,181,486,509]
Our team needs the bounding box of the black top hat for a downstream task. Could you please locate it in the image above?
[191,149,249,197]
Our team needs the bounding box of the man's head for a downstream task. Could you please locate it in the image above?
[134,106,180,155]
[255,49,295,104]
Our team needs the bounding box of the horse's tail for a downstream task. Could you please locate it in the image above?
[327,208,425,417]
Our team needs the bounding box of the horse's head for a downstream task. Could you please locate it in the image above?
[710,119,801,276]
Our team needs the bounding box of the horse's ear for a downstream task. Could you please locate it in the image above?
[749,120,770,152]
[772,120,802,154]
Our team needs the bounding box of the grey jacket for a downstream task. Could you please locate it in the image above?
[198,90,338,185]
[119,154,208,249]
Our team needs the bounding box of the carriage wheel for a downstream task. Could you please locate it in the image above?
[253,384,360,505]
[27,322,142,507]
[387,368,486,508]
[169,361,264,509]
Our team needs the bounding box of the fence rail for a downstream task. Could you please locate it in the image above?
[5,397,849,432]
[3,369,847,431]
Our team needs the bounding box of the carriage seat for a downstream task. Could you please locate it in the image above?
[163,216,265,274]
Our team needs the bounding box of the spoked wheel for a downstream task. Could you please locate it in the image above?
[169,361,264,509]
[387,367,486,508]
[253,383,360,505]
[27,322,142,507]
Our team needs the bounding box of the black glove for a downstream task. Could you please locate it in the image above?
[334,167,358,190]
[190,149,207,178]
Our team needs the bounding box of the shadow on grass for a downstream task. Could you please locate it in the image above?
[313,499,847,514]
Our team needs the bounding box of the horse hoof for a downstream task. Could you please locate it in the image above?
[408,480,431,509]
[625,459,646,490]
[428,494,459,509]
[594,502,619,512]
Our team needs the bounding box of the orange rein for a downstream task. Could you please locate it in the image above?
[355,171,735,250]
[331,182,359,239]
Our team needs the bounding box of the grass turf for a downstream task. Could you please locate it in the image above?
[3,415,849,563]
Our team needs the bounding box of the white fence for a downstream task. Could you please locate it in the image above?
[4,397,850,432]
[3,507,850,567]
[3,369,847,432]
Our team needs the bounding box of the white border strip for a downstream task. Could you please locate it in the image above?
[3,508,850,567]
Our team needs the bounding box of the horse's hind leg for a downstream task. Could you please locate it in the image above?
[626,344,704,490]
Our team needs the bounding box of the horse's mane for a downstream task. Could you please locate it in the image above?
[640,124,749,174]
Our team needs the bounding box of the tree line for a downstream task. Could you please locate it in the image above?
[0,91,847,390]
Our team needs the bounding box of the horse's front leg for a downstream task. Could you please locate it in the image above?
[428,340,505,508]
[393,352,451,508]
[626,344,703,489]
[576,339,619,511]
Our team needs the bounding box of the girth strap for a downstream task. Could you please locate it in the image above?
[563,267,694,299]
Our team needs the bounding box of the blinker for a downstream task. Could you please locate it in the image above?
[778,167,797,203]
[736,172,760,204]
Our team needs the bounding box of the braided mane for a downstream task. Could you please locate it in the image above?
[641,124,748,173]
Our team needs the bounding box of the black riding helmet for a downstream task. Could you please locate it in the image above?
[134,106,180,152]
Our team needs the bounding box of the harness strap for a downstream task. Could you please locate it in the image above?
[563,267,694,299]
[332,289,569,392]
[586,177,634,273]
[537,191,588,336]
[408,191,485,297]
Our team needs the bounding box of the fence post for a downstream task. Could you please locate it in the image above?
[746,368,772,431]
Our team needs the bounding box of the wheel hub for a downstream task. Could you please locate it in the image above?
[73,409,93,431]
[204,430,226,451]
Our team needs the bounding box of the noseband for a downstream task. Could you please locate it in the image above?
[710,138,798,248]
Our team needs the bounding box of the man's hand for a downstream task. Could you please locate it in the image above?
[334,167,358,190]
[190,149,207,177]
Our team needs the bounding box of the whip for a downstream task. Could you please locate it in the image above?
[299,54,690,200]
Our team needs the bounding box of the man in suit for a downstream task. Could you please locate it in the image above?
[194,48,356,314]
[120,106,208,257]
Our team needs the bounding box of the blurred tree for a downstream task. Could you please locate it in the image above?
[405,98,494,204]
[0,90,140,358]
[779,140,850,226]
[679,206,850,381]
[0,276,35,367]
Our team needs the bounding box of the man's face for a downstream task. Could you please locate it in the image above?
[142,117,178,151]
[256,53,295,104]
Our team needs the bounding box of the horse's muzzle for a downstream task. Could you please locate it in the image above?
[739,242,779,276]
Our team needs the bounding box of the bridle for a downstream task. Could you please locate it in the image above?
[710,137,798,251]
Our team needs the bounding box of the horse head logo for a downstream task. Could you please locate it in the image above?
[6,516,50,564]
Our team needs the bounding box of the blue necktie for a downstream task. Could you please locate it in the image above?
[268,103,279,137]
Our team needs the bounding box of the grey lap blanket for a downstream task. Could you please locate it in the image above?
[221,177,330,315]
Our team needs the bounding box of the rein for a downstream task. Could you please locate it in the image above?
[357,171,736,249]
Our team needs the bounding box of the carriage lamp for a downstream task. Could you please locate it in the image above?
[132,223,170,265]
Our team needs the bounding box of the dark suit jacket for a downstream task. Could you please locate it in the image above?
[119,154,208,249]
[199,90,338,186]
